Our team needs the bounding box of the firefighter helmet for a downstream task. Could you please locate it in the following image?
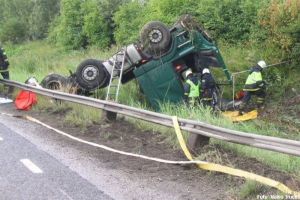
[184,69,193,78]
[257,60,267,69]
[202,68,210,74]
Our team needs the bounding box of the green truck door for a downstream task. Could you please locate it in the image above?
[134,62,184,109]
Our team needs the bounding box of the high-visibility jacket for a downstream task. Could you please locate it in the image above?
[186,79,200,98]
[243,71,263,91]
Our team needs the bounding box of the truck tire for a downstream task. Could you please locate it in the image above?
[41,74,67,90]
[140,21,171,58]
[75,59,109,91]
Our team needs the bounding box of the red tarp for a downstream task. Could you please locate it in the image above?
[15,90,37,111]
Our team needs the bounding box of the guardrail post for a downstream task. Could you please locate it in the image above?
[105,111,117,121]
[188,133,210,152]
[2,85,14,99]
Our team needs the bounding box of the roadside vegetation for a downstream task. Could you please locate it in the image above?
[1,0,300,197]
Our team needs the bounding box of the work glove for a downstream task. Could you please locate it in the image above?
[258,81,267,89]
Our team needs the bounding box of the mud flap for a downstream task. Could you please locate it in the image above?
[222,110,258,122]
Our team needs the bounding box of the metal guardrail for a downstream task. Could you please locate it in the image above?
[1,79,300,157]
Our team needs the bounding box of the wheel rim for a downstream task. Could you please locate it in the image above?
[148,29,163,43]
[82,65,98,81]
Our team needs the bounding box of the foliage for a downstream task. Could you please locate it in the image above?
[114,0,264,45]
[49,0,87,49]
[28,0,60,40]
[0,0,59,43]
[50,0,127,49]
[0,18,27,43]
[212,0,263,42]
[253,0,300,96]
[257,0,300,54]
[82,0,111,48]
[113,1,146,45]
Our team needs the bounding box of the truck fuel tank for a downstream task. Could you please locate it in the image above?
[103,44,142,77]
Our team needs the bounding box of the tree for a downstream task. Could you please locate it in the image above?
[29,0,60,40]
[0,0,60,43]
[82,0,111,48]
[114,1,146,45]
[49,0,128,49]
[0,18,27,43]
[49,0,87,49]
[0,0,33,43]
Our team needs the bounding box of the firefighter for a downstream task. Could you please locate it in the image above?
[200,68,218,108]
[183,69,201,106]
[0,46,9,79]
[0,46,13,97]
[239,60,267,114]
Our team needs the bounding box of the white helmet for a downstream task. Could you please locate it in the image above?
[202,68,210,74]
[26,77,40,87]
[257,60,267,69]
[184,69,193,78]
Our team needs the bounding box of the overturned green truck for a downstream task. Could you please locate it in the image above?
[43,15,232,109]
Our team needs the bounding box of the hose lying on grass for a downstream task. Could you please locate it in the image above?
[1,112,299,197]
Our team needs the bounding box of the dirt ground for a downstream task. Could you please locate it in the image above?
[1,102,300,199]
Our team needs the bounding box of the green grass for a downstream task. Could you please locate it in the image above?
[64,103,102,129]
[158,103,300,175]
[33,96,103,130]
[238,181,265,200]
[5,40,118,82]
[5,40,300,177]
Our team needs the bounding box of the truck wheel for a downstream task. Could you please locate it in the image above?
[41,74,67,90]
[75,59,109,91]
[140,21,171,58]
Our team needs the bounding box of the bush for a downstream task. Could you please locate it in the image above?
[82,0,111,48]
[113,0,264,45]
[49,0,87,49]
[49,0,126,49]
[213,0,262,42]
[257,0,300,55]
[0,18,27,43]
[114,1,146,45]
[0,0,59,43]
[28,0,60,40]
[254,0,300,93]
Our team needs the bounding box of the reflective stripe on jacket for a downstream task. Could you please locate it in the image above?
[243,71,263,91]
[186,79,200,98]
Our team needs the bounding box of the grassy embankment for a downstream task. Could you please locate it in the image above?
[4,40,300,178]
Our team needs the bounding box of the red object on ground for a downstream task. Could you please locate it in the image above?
[15,90,37,111]
[235,91,245,100]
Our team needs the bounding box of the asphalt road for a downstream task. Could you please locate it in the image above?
[0,121,112,200]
